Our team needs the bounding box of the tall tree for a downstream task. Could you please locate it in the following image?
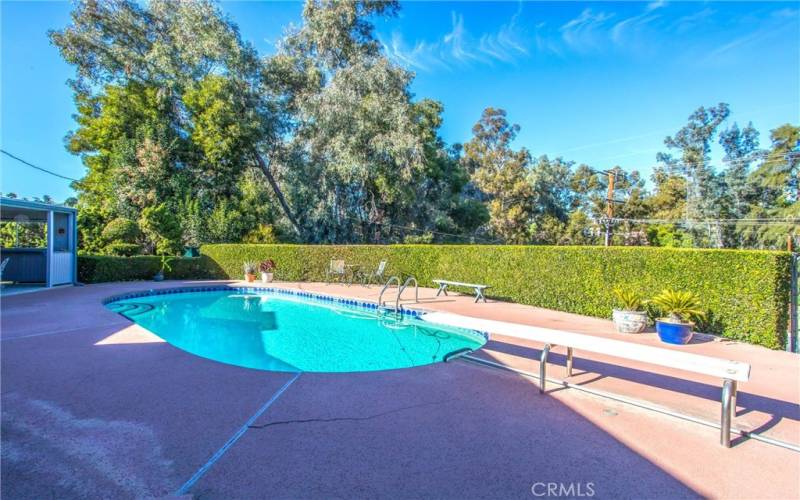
[269,0,452,243]
[50,0,302,241]
[656,103,730,247]
[462,108,533,243]
[657,103,730,221]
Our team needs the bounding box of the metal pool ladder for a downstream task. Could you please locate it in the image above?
[378,276,419,318]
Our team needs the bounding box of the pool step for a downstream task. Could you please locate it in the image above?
[107,302,155,317]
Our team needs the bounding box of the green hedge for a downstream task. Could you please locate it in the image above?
[201,244,792,349]
[78,255,220,283]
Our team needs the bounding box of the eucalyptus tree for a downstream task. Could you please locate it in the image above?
[656,103,731,247]
[656,103,730,222]
[719,122,760,218]
[268,0,443,242]
[462,108,533,243]
[738,124,800,248]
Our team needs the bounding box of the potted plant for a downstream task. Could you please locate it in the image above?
[243,261,257,282]
[649,289,706,345]
[154,255,174,282]
[611,288,648,334]
[259,259,276,283]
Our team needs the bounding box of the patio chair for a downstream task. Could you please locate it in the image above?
[364,260,387,285]
[325,259,346,283]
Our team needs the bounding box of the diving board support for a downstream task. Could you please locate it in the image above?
[566,347,574,377]
[539,344,551,394]
[721,379,737,447]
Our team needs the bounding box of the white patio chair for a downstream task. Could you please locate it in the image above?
[365,260,387,285]
[325,259,346,283]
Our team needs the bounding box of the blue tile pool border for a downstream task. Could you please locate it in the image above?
[103,285,427,318]
[102,284,489,342]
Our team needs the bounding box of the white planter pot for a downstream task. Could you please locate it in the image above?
[612,309,648,334]
[261,272,274,283]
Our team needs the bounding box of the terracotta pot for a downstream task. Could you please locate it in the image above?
[245,273,256,283]
[612,309,648,333]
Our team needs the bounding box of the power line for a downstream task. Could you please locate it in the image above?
[1,149,79,182]
[603,216,800,226]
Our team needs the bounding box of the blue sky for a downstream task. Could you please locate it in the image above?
[2,1,798,201]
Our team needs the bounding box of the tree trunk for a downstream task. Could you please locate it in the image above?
[253,152,303,239]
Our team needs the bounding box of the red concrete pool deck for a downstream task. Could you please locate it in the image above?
[1,280,798,499]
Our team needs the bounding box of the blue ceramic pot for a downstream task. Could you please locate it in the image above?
[655,320,693,345]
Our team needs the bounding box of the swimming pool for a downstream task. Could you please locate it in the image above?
[105,288,486,373]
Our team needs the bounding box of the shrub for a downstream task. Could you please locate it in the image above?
[200,244,791,349]
[139,203,182,255]
[101,218,141,244]
[78,255,220,283]
[104,242,141,257]
[243,224,279,244]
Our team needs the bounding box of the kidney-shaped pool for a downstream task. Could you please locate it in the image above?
[105,288,486,373]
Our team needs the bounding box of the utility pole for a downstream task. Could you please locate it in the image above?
[604,171,615,246]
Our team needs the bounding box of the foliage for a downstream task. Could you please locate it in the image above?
[101,218,140,244]
[243,224,280,244]
[243,261,258,275]
[650,289,706,324]
[613,289,644,312]
[462,108,532,243]
[139,203,182,255]
[259,259,276,272]
[201,244,791,348]
[403,233,434,244]
[104,242,141,257]
[52,1,797,251]
[78,255,216,283]
[159,255,175,273]
[0,222,46,248]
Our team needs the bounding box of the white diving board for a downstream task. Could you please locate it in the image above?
[421,311,751,447]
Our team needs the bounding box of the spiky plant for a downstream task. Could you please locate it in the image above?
[613,288,644,311]
[243,261,258,275]
[650,289,706,323]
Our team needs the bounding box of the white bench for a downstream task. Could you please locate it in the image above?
[433,279,490,303]
[421,312,751,447]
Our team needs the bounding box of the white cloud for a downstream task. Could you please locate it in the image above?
[382,8,530,72]
[646,0,667,13]
[560,8,615,51]
[672,7,715,34]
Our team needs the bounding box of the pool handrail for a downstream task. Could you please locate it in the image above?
[378,276,401,307]
[395,276,419,312]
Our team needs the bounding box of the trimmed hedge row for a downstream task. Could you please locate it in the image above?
[78,255,220,283]
[200,244,792,349]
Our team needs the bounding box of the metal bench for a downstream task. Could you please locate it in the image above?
[433,279,490,303]
[421,312,751,448]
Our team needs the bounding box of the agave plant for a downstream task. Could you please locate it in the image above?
[613,288,644,311]
[650,289,706,324]
[243,261,258,275]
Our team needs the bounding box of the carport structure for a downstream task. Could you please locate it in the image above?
[0,197,77,290]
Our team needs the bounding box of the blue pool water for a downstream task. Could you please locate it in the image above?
[106,290,485,373]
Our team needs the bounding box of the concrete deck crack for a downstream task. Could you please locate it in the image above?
[248,397,457,429]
